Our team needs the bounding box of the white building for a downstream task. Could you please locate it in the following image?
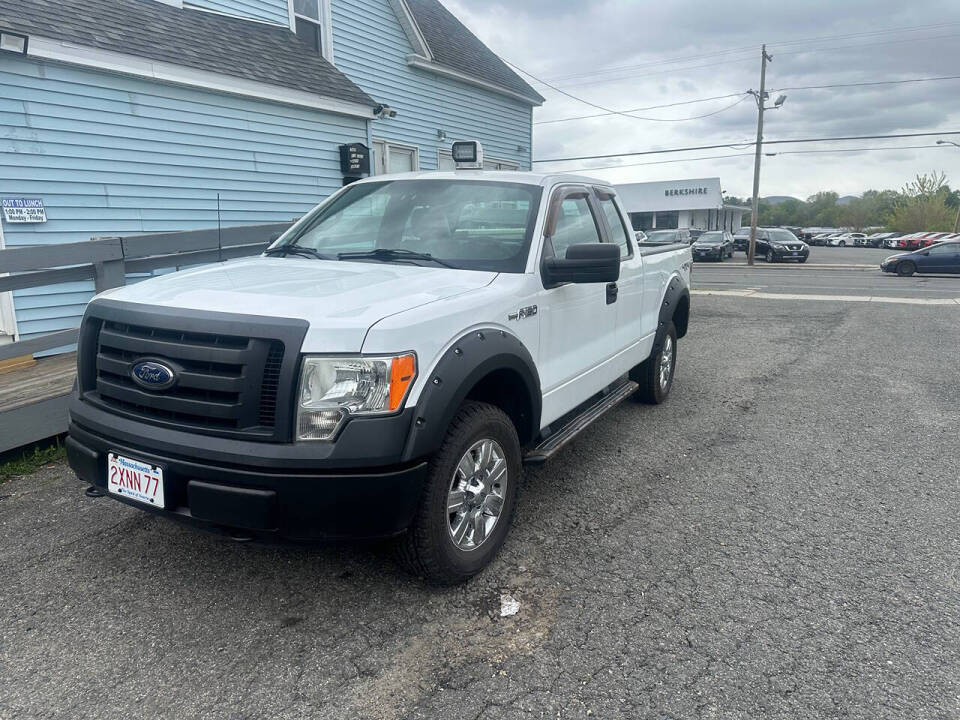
[615,178,750,233]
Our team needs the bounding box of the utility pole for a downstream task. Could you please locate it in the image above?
[935,140,960,231]
[747,45,772,265]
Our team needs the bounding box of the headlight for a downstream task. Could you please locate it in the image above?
[296,354,416,440]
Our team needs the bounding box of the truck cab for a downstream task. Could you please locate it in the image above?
[67,150,692,584]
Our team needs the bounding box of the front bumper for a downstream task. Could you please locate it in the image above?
[67,399,427,540]
[769,247,809,261]
[693,248,723,261]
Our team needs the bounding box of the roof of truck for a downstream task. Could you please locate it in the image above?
[352,170,611,187]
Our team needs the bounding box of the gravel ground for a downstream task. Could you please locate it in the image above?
[2,295,959,719]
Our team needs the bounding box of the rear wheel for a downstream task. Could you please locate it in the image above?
[897,261,916,277]
[632,321,677,404]
[397,401,520,585]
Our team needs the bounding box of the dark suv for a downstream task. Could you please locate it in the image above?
[755,228,810,263]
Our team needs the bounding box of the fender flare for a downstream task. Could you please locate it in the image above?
[656,274,690,344]
[401,328,541,462]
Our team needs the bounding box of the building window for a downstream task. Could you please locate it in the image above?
[629,212,654,231]
[373,140,419,175]
[293,0,330,57]
[655,211,679,229]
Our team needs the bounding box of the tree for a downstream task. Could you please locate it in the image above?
[840,195,876,231]
[888,172,957,232]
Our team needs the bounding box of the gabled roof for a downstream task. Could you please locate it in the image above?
[0,0,375,109]
[400,0,544,106]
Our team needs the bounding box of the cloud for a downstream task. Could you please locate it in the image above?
[445,0,960,197]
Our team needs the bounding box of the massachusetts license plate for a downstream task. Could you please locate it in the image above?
[107,453,165,509]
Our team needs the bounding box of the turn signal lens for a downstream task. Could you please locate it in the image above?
[389,354,416,411]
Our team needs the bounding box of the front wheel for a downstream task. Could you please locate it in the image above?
[766,249,776,263]
[897,261,916,277]
[632,321,677,404]
[397,401,520,585]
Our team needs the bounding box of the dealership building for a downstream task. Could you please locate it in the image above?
[615,178,750,233]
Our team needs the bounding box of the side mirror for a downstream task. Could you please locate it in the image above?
[542,243,620,287]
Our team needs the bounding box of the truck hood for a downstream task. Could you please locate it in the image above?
[95,256,497,351]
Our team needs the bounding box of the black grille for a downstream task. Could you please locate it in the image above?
[88,318,288,439]
[258,341,285,428]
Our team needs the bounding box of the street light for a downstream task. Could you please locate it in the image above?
[936,140,960,232]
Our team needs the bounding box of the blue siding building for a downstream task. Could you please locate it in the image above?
[0,0,542,350]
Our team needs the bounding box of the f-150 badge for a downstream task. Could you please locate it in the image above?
[508,305,538,321]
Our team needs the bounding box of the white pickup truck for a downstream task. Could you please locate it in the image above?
[67,153,692,584]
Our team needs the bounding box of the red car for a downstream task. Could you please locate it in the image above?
[896,233,922,249]
[919,232,958,248]
[906,232,939,250]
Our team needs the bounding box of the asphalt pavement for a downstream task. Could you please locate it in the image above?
[694,246,960,300]
[2,273,960,719]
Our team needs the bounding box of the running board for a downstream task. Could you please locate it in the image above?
[523,379,638,466]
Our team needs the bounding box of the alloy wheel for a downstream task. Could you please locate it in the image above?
[446,439,507,551]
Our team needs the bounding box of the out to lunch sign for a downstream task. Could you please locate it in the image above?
[2,197,47,223]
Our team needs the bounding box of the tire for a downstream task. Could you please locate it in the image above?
[632,321,677,404]
[838,240,846,247]
[799,257,807,264]
[766,249,776,263]
[897,261,916,277]
[397,401,520,585]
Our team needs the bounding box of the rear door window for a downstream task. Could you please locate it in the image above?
[550,196,601,258]
[597,196,632,258]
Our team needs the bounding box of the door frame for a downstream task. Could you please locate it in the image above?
[372,138,419,175]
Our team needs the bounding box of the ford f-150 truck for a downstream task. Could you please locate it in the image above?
[67,149,692,584]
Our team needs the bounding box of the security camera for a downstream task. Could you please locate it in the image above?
[374,104,397,119]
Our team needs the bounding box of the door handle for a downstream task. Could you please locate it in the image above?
[606,282,618,304]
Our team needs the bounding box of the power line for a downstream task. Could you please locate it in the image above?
[771,74,960,92]
[536,75,960,128]
[548,30,960,90]
[540,20,960,84]
[532,130,960,164]
[534,92,747,126]
[556,143,952,174]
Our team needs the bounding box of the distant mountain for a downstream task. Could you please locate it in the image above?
[836,195,858,206]
[762,195,801,205]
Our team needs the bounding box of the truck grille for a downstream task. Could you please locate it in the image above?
[78,303,308,441]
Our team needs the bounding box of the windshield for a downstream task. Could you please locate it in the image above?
[767,229,799,243]
[697,232,724,245]
[273,180,543,273]
[646,230,679,242]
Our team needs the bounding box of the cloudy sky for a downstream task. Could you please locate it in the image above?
[447,0,960,200]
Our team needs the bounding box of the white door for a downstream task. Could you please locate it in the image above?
[595,190,647,355]
[536,187,619,425]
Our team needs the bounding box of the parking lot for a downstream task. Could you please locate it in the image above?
[2,254,960,719]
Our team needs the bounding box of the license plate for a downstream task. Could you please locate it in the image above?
[107,453,165,509]
[791,251,799,256]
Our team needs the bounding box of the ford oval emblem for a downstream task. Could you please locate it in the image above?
[130,360,176,391]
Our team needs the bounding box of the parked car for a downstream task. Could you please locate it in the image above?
[691,230,734,261]
[754,228,810,262]
[809,233,833,246]
[849,233,871,247]
[895,232,922,249]
[634,230,648,244]
[733,229,751,251]
[918,232,954,248]
[65,157,693,584]
[688,229,705,241]
[827,233,859,247]
[645,228,692,244]
[881,241,960,276]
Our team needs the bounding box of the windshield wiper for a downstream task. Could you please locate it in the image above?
[263,244,333,260]
[337,248,456,269]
